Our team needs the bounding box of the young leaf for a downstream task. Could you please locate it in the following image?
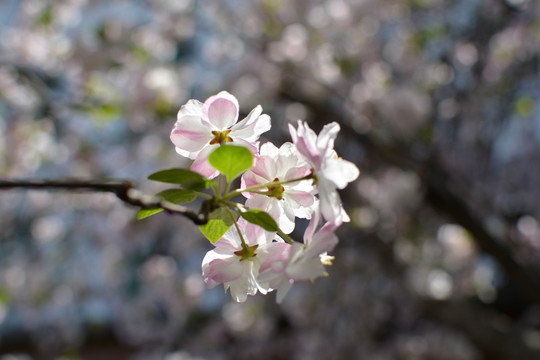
[156,189,196,204]
[199,207,238,243]
[239,209,279,232]
[199,219,231,243]
[208,145,253,182]
[137,208,163,220]
[208,206,237,226]
[148,168,214,190]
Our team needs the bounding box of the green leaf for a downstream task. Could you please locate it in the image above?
[156,189,196,204]
[137,208,163,220]
[239,209,279,232]
[148,168,214,190]
[199,207,237,243]
[208,145,253,182]
[209,207,237,225]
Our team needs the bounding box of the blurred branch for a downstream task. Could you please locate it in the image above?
[279,83,540,305]
[0,179,208,225]
[424,299,540,360]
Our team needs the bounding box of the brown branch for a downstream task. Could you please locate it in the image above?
[0,178,208,225]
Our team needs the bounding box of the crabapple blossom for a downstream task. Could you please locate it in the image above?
[163,91,359,303]
[202,219,279,302]
[170,91,271,178]
[241,142,317,234]
[258,210,339,303]
[289,121,360,225]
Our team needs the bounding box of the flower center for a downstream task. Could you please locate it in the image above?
[210,130,233,145]
[234,244,259,261]
[266,177,285,200]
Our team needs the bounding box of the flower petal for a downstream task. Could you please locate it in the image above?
[203,91,239,130]
[231,107,271,143]
[170,115,213,158]
[323,157,360,189]
[190,145,220,179]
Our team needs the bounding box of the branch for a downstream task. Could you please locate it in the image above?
[423,299,540,360]
[0,179,208,225]
[279,84,540,304]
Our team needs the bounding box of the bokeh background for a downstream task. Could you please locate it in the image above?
[1,0,540,359]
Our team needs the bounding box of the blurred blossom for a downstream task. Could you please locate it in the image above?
[437,224,474,269]
[473,259,498,303]
[0,0,539,358]
[427,269,453,300]
[31,215,66,245]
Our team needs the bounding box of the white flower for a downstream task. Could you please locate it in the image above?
[289,121,359,225]
[170,91,271,178]
[201,219,276,302]
[258,210,339,303]
[241,142,317,234]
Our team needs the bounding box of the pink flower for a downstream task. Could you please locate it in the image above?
[289,121,359,225]
[201,219,277,302]
[241,142,317,234]
[170,91,271,178]
[258,210,339,303]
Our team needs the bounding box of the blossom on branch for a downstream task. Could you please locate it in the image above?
[241,142,317,234]
[170,91,271,178]
[202,219,278,302]
[289,121,360,225]
[258,210,339,303]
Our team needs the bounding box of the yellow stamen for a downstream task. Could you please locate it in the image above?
[210,130,233,145]
[266,177,285,200]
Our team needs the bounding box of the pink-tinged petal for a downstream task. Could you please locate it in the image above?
[177,99,203,118]
[259,242,292,273]
[203,91,239,130]
[318,178,349,225]
[303,210,320,248]
[291,121,322,169]
[284,163,312,181]
[287,257,326,281]
[286,189,316,208]
[190,145,220,179]
[231,109,271,143]
[253,156,277,180]
[277,205,295,234]
[170,115,214,157]
[202,255,242,288]
[316,122,340,153]
[259,142,280,157]
[304,227,338,258]
[231,138,259,155]
[288,124,298,144]
[323,157,360,189]
[275,278,293,304]
[228,262,259,302]
[240,171,268,198]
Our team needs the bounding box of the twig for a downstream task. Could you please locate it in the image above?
[0,179,208,225]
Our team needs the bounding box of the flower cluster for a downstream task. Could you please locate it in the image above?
[167,91,359,303]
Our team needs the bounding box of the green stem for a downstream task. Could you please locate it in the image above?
[194,191,213,199]
[230,209,249,251]
[218,175,223,197]
[277,229,295,244]
[223,173,314,201]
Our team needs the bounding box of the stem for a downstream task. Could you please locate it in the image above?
[194,191,213,199]
[223,177,231,197]
[277,229,295,244]
[0,178,208,225]
[230,209,249,251]
[223,173,314,200]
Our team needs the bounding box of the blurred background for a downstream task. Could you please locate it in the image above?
[1,0,540,359]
